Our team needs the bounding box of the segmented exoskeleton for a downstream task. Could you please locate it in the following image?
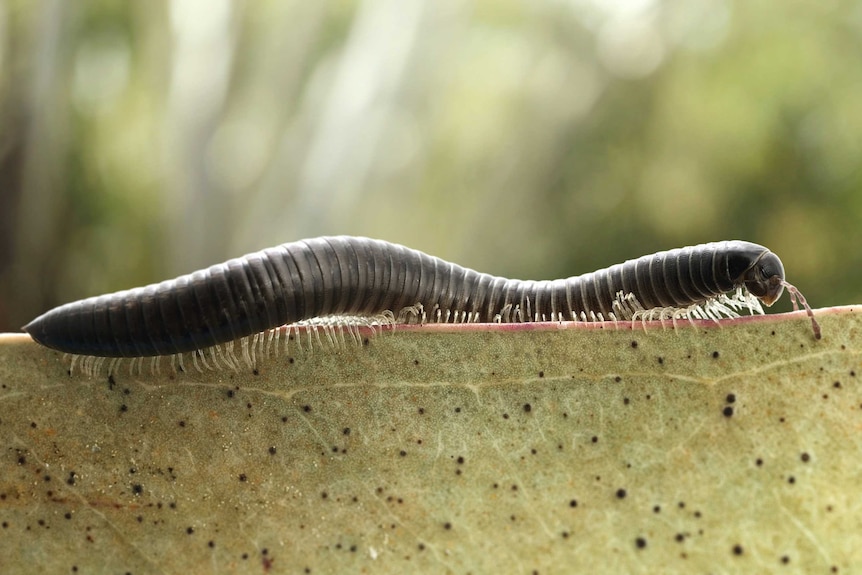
[23,236,820,362]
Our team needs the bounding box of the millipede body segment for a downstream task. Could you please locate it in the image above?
[23,236,820,359]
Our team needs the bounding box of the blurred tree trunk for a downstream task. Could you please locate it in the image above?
[0,0,76,331]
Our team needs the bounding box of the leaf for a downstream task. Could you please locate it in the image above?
[0,308,859,573]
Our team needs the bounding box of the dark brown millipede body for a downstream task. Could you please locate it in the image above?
[23,236,820,359]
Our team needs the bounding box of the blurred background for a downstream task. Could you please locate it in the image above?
[1,0,860,332]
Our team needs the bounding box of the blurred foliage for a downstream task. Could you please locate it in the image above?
[1,0,860,331]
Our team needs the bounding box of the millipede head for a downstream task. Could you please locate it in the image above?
[739,250,786,307]
[726,243,820,339]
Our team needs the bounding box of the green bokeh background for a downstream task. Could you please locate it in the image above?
[1,0,860,332]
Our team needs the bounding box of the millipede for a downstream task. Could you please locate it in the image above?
[23,236,821,373]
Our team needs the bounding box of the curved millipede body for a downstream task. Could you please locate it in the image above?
[23,236,821,359]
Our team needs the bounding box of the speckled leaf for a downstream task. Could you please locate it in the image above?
[0,308,859,574]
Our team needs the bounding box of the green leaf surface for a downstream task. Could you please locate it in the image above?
[0,308,859,574]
